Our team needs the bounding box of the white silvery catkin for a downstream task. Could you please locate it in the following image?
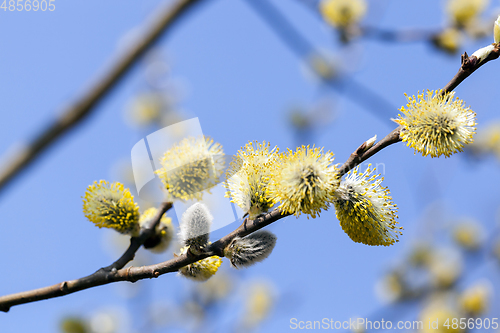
[224,230,277,268]
[179,203,213,251]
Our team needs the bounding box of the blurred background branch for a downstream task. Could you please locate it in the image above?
[243,0,398,124]
[0,0,202,196]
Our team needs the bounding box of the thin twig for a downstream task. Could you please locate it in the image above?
[442,44,500,93]
[103,202,173,271]
[0,208,287,312]
[337,44,500,177]
[0,202,173,312]
[0,0,202,195]
[336,126,403,177]
[244,0,316,57]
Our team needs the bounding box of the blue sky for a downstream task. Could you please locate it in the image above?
[1,0,500,332]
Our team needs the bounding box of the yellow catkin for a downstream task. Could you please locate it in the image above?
[177,246,222,281]
[225,141,278,219]
[446,0,488,27]
[319,0,367,28]
[394,90,476,158]
[270,145,339,218]
[334,165,402,246]
[82,180,140,235]
[155,136,224,201]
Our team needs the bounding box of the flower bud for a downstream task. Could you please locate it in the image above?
[471,44,495,64]
[179,203,212,253]
[363,135,377,151]
[224,230,277,268]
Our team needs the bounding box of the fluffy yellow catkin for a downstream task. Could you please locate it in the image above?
[155,136,224,201]
[83,180,140,236]
[224,141,278,219]
[394,90,476,158]
[270,145,338,218]
[319,0,367,28]
[334,165,402,246]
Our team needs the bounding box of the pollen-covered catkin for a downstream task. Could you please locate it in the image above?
[82,180,140,236]
[334,165,402,246]
[394,90,476,158]
[224,141,278,219]
[177,247,222,281]
[155,136,224,201]
[270,145,339,218]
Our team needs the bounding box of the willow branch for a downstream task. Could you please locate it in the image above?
[103,201,173,271]
[0,202,173,312]
[1,41,499,314]
[0,0,202,195]
[0,126,404,311]
[336,126,403,178]
[0,208,286,312]
[337,44,500,176]
[442,44,500,93]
